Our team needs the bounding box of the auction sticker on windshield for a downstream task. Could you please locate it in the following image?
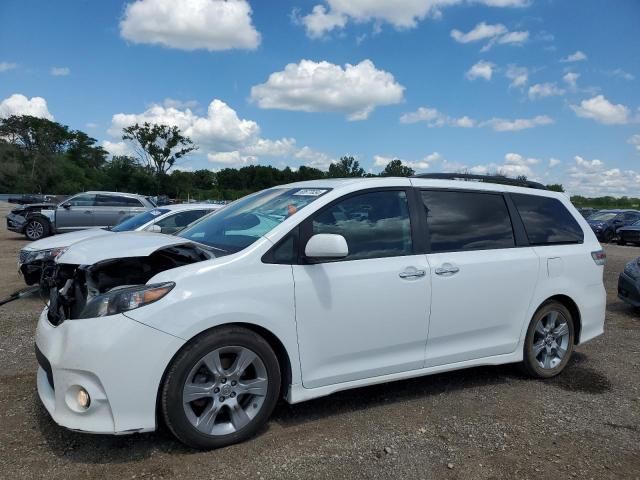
[293,189,328,196]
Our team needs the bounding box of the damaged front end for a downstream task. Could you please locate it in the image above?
[43,244,210,325]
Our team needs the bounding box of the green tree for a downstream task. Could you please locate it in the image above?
[380,159,415,177]
[328,156,365,178]
[122,122,198,176]
[546,183,565,192]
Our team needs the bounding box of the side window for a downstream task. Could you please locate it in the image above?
[263,229,298,264]
[96,194,128,207]
[421,190,515,252]
[124,197,144,207]
[155,210,208,234]
[311,190,413,260]
[512,194,584,245]
[67,194,96,207]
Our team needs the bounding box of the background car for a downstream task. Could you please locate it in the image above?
[586,209,640,243]
[18,203,222,285]
[618,257,640,307]
[7,191,155,241]
[617,220,640,246]
[577,207,599,218]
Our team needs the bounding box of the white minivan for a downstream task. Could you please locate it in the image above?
[34,176,606,449]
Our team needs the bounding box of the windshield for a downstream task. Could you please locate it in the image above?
[111,208,170,232]
[178,187,330,253]
[588,212,617,221]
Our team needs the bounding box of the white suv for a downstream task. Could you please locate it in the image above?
[34,177,606,449]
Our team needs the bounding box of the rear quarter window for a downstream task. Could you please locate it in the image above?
[512,194,584,245]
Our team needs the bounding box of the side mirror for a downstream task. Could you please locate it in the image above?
[304,234,348,261]
[61,202,71,209]
[147,224,162,233]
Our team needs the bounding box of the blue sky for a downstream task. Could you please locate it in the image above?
[1,0,639,196]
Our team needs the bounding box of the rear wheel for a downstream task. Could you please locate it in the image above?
[161,326,281,449]
[522,301,574,378]
[24,217,49,240]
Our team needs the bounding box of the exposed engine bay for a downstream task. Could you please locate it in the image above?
[43,244,211,325]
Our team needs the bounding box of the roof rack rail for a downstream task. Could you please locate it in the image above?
[411,173,548,190]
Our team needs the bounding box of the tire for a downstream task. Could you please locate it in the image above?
[522,301,575,379]
[617,237,626,246]
[161,326,281,450]
[24,217,50,240]
[603,229,613,243]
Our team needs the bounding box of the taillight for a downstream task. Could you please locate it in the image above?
[591,250,606,266]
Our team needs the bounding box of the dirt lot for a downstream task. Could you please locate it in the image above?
[0,201,638,480]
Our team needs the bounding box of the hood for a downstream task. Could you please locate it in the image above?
[588,220,608,227]
[23,228,112,252]
[56,231,191,265]
[11,202,56,213]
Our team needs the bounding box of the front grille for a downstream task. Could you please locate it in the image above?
[35,344,54,391]
[19,250,28,264]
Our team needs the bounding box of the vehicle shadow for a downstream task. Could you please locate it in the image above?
[34,351,609,463]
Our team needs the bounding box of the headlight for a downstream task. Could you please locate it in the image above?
[22,247,68,265]
[78,282,175,319]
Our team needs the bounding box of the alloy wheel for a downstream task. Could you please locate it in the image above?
[26,221,44,240]
[532,310,570,370]
[182,346,268,436]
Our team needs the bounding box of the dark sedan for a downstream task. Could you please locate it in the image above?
[619,257,640,307]
[618,220,640,246]
[587,210,640,243]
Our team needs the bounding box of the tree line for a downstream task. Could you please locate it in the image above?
[1,114,638,207]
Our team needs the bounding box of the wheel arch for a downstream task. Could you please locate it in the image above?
[154,321,294,429]
[539,294,582,344]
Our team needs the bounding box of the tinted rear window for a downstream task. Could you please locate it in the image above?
[512,194,583,245]
[421,190,515,252]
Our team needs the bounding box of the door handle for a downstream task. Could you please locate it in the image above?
[118,211,126,214]
[399,269,426,279]
[435,264,460,276]
[84,210,92,214]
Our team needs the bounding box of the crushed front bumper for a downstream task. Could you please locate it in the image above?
[6,213,26,233]
[618,272,640,307]
[35,308,185,434]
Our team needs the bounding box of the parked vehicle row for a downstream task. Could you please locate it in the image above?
[18,203,223,285]
[7,191,156,241]
[586,209,640,243]
[32,176,606,450]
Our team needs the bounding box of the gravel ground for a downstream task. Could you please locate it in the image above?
[0,201,638,479]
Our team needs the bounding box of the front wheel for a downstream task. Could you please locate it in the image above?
[522,301,575,378]
[603,229,613,243]
[161,326,281,449]
[24,217,50,240]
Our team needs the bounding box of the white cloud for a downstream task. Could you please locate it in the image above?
[0,62,17,72]
[608,68,635,81]
[50,66,70,76]
[570,95,630,125]
[505,64,528,88]
[250,59,405,120]
[562,72,579,90]
[400,106,475,128]
[480,115,554,131]
[566,155,640,196]
[466,60,495,81]
[109,98,337,169]
[549,158,561,168]
[629,134,640,153]
[120,0,260,51]
[496,30,529,45]
[505,152,540,166]
[451,22,507,43]
[102,140,132,157]
[0,93,54,120]
[373,152,439,171]
[294,146,337,169]
[298,0,530,38]
[528,82,565,100]
[561,50,587,63]
[86,122,98,129]
[162,98,199,110]
[298,5,347,39]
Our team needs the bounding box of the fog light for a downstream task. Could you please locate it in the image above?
[77,388,91,409]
